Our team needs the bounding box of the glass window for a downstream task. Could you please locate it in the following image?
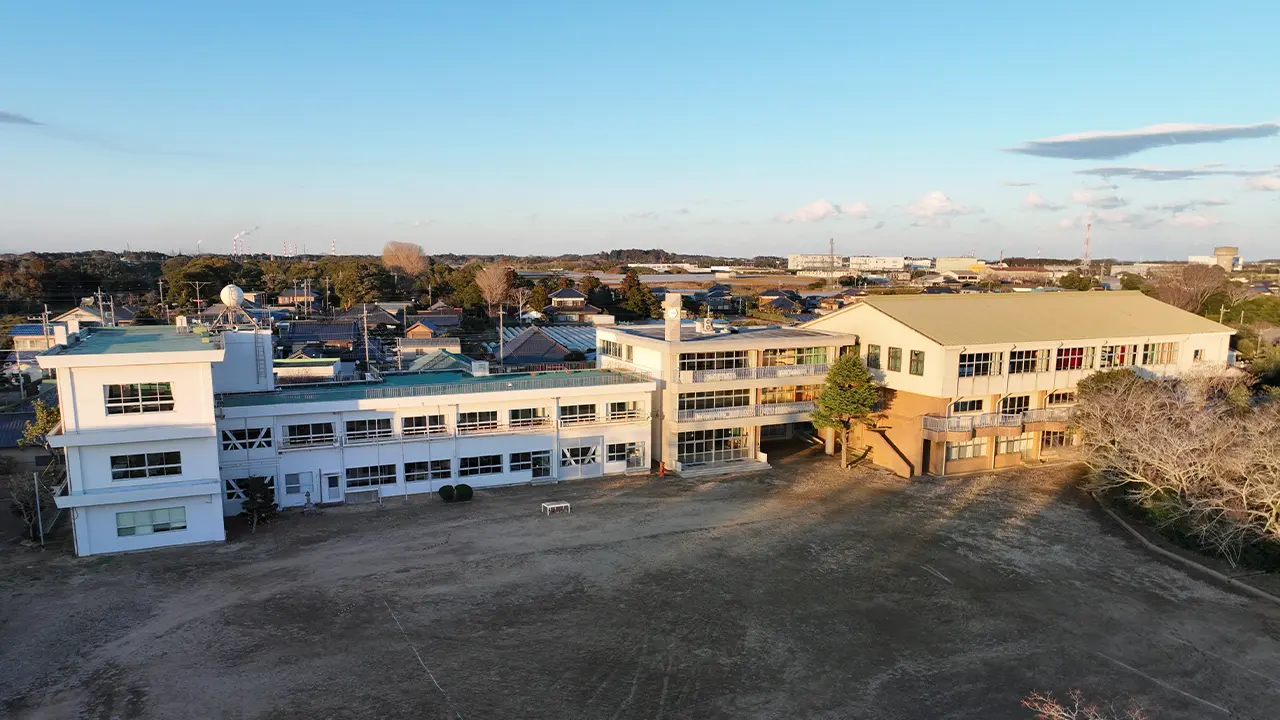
[945,437,987,460]
[866,345,881,369]
[116,506,187,537]
[996,432,1035,455]
[600,339,624,358]
[676,428,749,466]
[909,350,925,376]
[951,399,983,413]
[1141,342,1178,365]
[459,455,503,476]
[759,385,821,404]
[283,422,335,448]
[678,389,751,411]
[1000,395,1030,415]
[560,446,599,467]
[559,404,597,424]
[679,351,748,372]
[1008,350,1049,374]
[1046,390,1077,406]
[608,401,641,420]
[402,415,447,436]
[345,464,397,487]
[429,460,452,480]
[404,462,431,483]
[284,471,311,495]
[110,451,182,480]
[761,347,828,367]
[606,442,646,468]
[457,411,499,432]
[345,418,393,442]
[220,427,272,451]
[509,407,549,427]
[1042,430,1068,449]
[1055,347,1095,371]
[104,382,175,415]
[1100,344,1136,369]
[509,450,552,476]
[887,347,902,372]
[958,352,1002,377]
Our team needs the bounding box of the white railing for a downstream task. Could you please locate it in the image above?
[676,401,816,423]
[1022,407,1073,423]
[460,418,551,436]
[685,363,830,383]
[921,407,1073,433]
[402,427,450,439]
[558,414,598,427]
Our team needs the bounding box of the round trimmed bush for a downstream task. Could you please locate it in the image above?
[437,485,456,503]
[455,484,474,502]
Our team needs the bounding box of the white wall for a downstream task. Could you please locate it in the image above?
[62,362,216,432]
[211,329,274,393]
[804,304,946,396]
[69,436,221,493]
[71,492,224,556]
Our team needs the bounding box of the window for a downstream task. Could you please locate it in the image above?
[284,471,312,495]
[951,399,983,414]
[761,347,827,366]
[403,414,447,436]
[909,350,925,376]
[1008,350,1049,374]
[458,411,499,432]
[404,462,431,483]
[561,446,598,467]
[559,404,597,424]
[1055,347,1095,371]
[429,459,453,480]
[510,450,552,477]
[1046,390,1077,406]
[345,464,397,487]
[759,385,821,404]
[678,389,750,411]
[221,427,272,451]
[104,382,174,415]
[1100,344,1136,369]
[945,437,987,460]
[460,455,503,476]
[1142,342,1178,365]
[283,422,335,448]
[887,347,902,372]
[999,395,1030,415]
[509,408,548,428]
[958,352,1002,377]
[866,345,881,369]
[996,432,1035,455]
[677,428,749,466]
[839,344,859,358]
[116,506,186,537]
[607,442,646,468]
[110,451,182,480]
[608,400,642,420]
[345,418,393,442]
[1193,349,1205,362]
[679,351,747,372]
[1042,430,1067,449]
[600,339,624,358]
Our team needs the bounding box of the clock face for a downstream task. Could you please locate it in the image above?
[666,307,680,319]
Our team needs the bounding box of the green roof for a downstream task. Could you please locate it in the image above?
[218,369,651,408]
[44,326,221,356]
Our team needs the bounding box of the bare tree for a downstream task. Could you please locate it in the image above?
[509,286,533,321]
[381,241,427,277]
[1147,264,1227,313]
[1074,369,1280,564]
[475,264,510,316]
[1023,690,1150,720]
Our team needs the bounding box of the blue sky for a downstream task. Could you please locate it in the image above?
[2,1,1278,260]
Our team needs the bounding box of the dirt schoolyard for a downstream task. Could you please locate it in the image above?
[3,451,1280,719]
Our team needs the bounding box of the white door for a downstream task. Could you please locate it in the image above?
[324,473,343,503]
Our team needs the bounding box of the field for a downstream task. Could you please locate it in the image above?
[4,449,1280,719]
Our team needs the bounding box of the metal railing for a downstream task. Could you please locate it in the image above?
[676,400,816,423]
[921,407,1073,432]
[491,361,595,374]
[685,363,829,383]
[364,370,652,400]
[1022,407,1073,423]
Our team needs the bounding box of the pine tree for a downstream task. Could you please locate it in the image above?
[810,353,881,468]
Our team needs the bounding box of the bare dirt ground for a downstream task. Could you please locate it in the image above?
[4,447,1280,719]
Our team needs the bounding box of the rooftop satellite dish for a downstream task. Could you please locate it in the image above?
[220,284,245,308]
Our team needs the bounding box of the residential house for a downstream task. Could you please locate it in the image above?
[495,327,574,365]
[542,288,610,323]
[8,323,65,352]
[803,291,1235,478]
[336,303,404,330]
[54,302,138,327]
[277,288,319,308]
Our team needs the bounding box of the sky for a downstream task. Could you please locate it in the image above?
[2,1,1279,261]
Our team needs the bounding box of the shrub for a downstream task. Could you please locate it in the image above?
[455,484,474,502]
[437,485,455,503]
[238,475,278,532]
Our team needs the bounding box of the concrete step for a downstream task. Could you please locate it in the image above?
[676,459,771,479]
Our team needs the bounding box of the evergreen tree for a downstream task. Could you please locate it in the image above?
[810,353,881,468]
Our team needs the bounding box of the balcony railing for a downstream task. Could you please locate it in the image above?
[685,363,830,383]
[676,400,816,423]
[921,406,1073,433]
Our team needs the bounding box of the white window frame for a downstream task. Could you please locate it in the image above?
[283,422,336,448]
[345,464,397,488]
[404,461,431,483]
[345,418,394,442]
[999,395,1031,415]
[607,400,643,421]
[1141,341,1178,365]
[116,506,187,537]
[460,454,503,476]
[607,442,646,468]
[1008,349,1049,374]
[429,459,452,480]
[950,399,984,414]
[1042,430,1068,449]
[110,451,182,481]
[677,389,750,411]
[945,437,987,460]
[221,427,273,451]
[402,414,448,437]
[1046,390,1077,406]
[958,352,1002,378]
[679,351,748,372]
[1055,346,1095,371]
[104,382,175,415]
[996,432,1035,455]
[559,404,597,425]
[509,407,549,428]
[284,471,312,495]
[458,411,499,433]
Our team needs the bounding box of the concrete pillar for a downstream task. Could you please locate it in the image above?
[821,426,836,455]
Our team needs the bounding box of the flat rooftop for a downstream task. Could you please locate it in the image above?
[42,326,222,357]
[219,368,652,408]
[612,324,838,343]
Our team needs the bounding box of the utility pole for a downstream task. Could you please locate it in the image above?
[828,237,836,290]
[324,277,331,313]
[1081,223,1092,275]
[362,305,371,370]
[158,278,170,323]
[185,281,212,312]
[108,296,116,327]
[498,308,505,365]
[41,305,50,350]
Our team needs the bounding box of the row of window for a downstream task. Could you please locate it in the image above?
[104,383,174,415]
[948,390,1076,415]
[599,339,634,361]
[959,342,1182,378]
[676,347,830,372]
[866,345,925,376]
[117,506,187,537]
[944,431,1068,461]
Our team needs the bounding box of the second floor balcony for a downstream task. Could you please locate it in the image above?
[680,363,830,384]
[676,400,816,423]
[921,406,1072,441]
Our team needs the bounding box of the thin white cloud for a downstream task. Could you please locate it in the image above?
[1069,190,1129,210]
[1168,213,1221,228]
[1078,164,1272,182]
[1002,180,1035,187]
[1247,176,1280,191]
[1021,192,1064,211]
[624,210,659,220]
[1145,197,1230,213]
[1058,209,1148,229]
[906,191,977,218]
[776,199,872,223]
[1008,121,1280,159]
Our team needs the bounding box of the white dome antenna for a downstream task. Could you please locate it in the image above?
[212,284,259,328]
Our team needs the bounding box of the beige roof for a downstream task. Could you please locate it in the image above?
[843,291,1234,346]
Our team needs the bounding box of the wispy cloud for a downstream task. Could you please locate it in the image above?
[1247,176,1280,191]
[1021,192,1064,211]
[624,210,659,220]
[0,110,40,125]
[1145,197,1230,214]
[1077,164,1272,182]
[1008,121,1280,160]
[1002,180,1035,187]
[776,199,872,223]
[1058,209,1150,229]
[1168,213,1221,228]
[906,191,977,218]
[1069,189,1128,210]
